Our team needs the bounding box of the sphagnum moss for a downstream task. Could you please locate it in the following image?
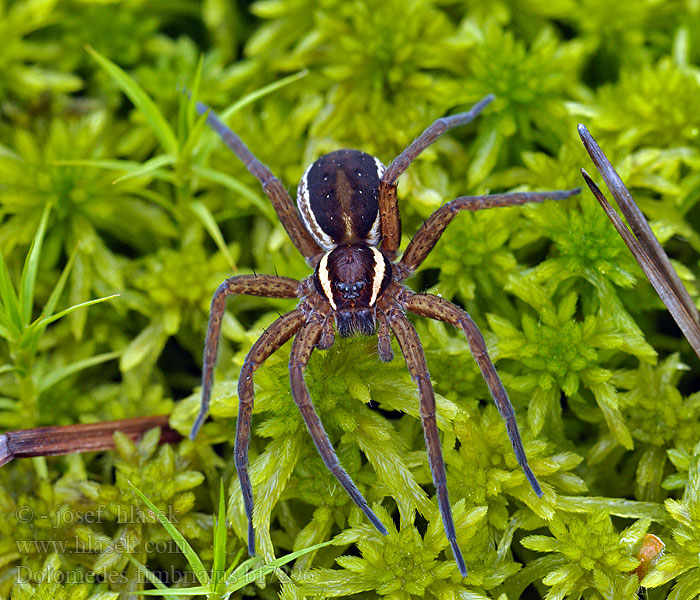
[1,1,699,598]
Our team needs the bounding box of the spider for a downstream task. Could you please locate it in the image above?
[189,93,579,577]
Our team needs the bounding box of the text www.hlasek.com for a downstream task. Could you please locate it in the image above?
[16,537,183,554]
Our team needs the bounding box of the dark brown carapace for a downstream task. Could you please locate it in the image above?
[302,150,392,336]
[314,242,392,336]
[189,93,579,577]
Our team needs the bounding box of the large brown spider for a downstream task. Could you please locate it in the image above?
[190,94,579,577]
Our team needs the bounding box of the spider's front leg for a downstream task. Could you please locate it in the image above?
[399,189,580,276]
[289,319,389,537]
[376,310,394,362]
[378,94,496,259]
[194,100,322,263]
[384,305,467,577]
[190,274,300,439]
[403,292,542,497]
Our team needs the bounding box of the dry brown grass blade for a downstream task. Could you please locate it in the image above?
[578,124,700,359]
[0,415,179,467]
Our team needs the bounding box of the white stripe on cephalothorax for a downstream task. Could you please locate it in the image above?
[317,252,337,310]
[298,166,335,250]
[369,247,386,306]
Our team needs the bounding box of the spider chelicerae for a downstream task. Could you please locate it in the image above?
[189,94,579,577]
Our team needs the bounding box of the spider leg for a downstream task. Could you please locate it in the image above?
[378,95,495,259]
[316,314,335,350]
[376,310,394,362]
[386,307,467,578]
[190,274,300,439]
[403,292,543,498]
[289,320,388,536]
[399,189,580,276]
[236,309,307,556]
[194,100,322,262]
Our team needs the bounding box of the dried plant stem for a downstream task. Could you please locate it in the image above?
[0,415,178,467]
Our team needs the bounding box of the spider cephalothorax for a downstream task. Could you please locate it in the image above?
[190,94,579,577]
[314,244,392,336]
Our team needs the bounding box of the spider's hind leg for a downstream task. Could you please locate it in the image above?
[289,319,389,537]
[403,292,543,498]
[378,94,496,259]
[386,306,467,578]
[236,309,307,555]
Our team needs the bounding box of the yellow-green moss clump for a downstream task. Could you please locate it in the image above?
[1,0,700,598]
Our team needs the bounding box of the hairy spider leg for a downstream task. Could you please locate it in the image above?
[236,309,307,555]
[404,293,543,497]
[378,94,495,259]
[376,311,394,362]
[190,274,300,440]
[289,319,389,536]
[399,189,581,276]
[386,308,467,578]
[194,100,322,263]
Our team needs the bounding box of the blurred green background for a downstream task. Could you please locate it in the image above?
[1,0,700,598]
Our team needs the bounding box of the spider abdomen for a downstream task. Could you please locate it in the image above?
[298,149,386,250]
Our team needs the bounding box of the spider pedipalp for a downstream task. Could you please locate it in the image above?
[190,93,579,577]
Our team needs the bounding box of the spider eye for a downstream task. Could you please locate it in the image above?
[335,280,365,298]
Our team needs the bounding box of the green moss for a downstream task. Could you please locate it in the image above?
[520,511,645,599]
[1,0,699,597]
